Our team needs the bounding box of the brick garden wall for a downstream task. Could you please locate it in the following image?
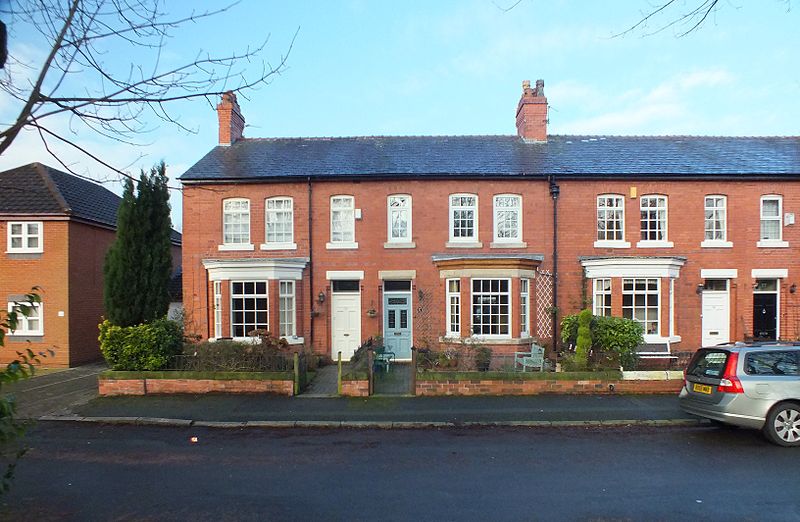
[415,377,683,396]
[99,377,295,396]
[340,379,370,397]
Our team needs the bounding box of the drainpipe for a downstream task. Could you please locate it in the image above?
[308,177,314,347]
[549,175,560,351]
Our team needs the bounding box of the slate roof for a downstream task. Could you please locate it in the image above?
[180,135,800,182]
[0,163,182,244]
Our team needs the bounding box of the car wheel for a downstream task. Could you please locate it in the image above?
[763,403,800,447]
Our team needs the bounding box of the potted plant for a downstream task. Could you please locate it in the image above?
[474,345,492,372]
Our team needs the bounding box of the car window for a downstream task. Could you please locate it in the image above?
[686,350,729,379]
[745,350,800,376]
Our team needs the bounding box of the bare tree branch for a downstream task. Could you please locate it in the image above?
[0,0,295,183]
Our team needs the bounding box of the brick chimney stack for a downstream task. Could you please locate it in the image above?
[217,91,245,146]
[516,79,548,143]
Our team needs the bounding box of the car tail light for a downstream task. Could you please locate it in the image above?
[717,352,744,394]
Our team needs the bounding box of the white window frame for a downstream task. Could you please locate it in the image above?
[758,195,788,248]
[219,198,253,251]
[230,281,269,338]
[593,278,612,317]
[520,278,530,337]
[327,195,357,249]
[7,301,43,336]
[701,195,733,248]
[387,194,412,244]
[445,279,461,338]
[213,281,222,339]
[470,278,511,339]
[262,197,296,250]
[448,193,479,244]
[6,221,43,254]
[622,278,660,340]
[279,280,296,338]
[595,195,629,248]
[492,194,522,244]
[637,195,673,248]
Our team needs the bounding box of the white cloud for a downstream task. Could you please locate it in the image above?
[555,67,737,135]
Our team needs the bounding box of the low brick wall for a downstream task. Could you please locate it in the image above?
[415,372,683,396]
[99,371,295,397]
[341,379,369,397]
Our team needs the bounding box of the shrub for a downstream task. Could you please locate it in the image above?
[574,309,593,370]
[180,336,298,372]
[560,313,643,370]
[99,318,183,371]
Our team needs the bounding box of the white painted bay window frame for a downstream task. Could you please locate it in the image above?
[622,278,660,340]
[520,278,530,337]
[470,278,511,339]
[230,281,269,339]
[593,278,612,317]
[445,278,461,338]
[7,221,43,253]
[279,280,297,338]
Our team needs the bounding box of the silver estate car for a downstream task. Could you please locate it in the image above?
[679,343,800,446]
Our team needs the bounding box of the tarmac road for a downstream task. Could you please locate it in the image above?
[2,422,799,521]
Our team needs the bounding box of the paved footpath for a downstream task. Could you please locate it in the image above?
[5,362,106,419]
[4,361,701,428]
[64,393,700,428]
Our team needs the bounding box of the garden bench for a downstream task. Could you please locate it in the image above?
[515,343,545,372]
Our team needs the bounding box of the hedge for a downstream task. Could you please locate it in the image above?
[99,318,183,371]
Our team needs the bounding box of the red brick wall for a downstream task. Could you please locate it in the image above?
[182,180,553,358]
[98,377,294,396]
[557,179,800,349]
[340,379,369,397]
[67,222,117,365]
[416,377,683,396]
[0,219,71,367]
[182,176,800,359]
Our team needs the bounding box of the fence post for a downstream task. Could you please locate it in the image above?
[367,348,374,396]
[337,351,342,396]
[410,347,417,396]
[293,352,300,396]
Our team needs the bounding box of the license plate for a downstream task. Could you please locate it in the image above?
[693,383,712,395]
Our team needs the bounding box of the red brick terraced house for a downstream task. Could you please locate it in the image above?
[180,83,800,362]
[0,163,182,367]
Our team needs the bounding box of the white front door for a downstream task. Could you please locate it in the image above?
[332,293,361,360]
[702,281,730,346]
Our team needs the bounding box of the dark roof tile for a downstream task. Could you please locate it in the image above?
[180,135,800,182]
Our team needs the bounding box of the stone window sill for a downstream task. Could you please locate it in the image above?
[218,243,255,252]
[445,241,483,249]
[700,240,733,248]
[593,240,631,249]
[757,240,789,248]
[384,242,416,249]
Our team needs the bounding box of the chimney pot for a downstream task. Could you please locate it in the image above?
[516,78,548,143]
[217,90,245,146]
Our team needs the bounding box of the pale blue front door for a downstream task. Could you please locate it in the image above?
[384,293,412,360]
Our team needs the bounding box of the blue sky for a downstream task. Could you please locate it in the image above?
[1,0,797,228]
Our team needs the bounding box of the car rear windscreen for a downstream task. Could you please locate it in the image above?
[686,350,729,379]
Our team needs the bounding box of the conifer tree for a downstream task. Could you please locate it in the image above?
[104,161,173,326]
